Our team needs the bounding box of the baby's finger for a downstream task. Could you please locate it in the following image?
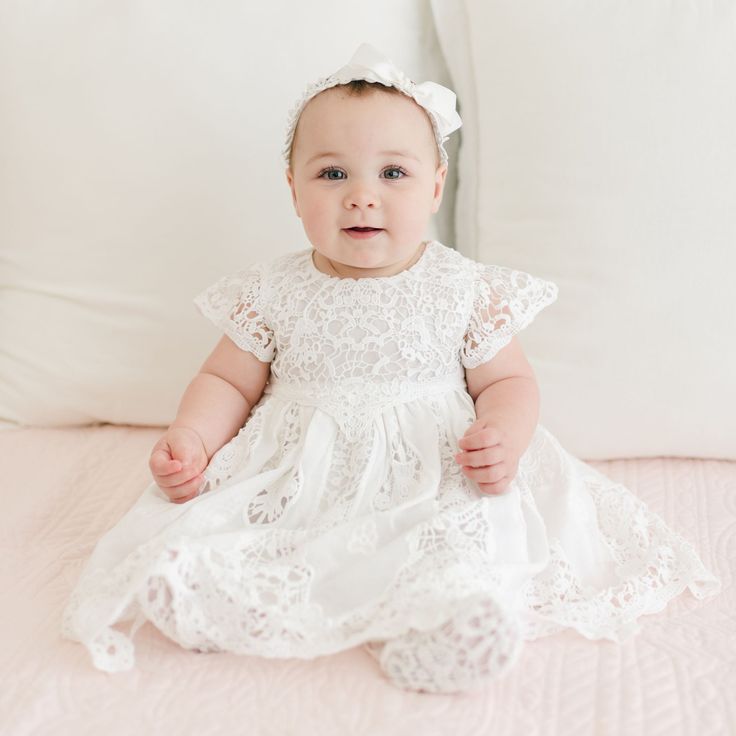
[166,474,205,504]
[154,465,200,488]
[169,442,202,470]
[477,477,511,495]
[169,447,191,466]
[458,426,503,451]
[454,445,505,468]
[150,449,182,476]
[461,462,506,484]
[462,418,485,437]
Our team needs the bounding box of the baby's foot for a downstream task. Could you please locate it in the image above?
[377,596,522,694]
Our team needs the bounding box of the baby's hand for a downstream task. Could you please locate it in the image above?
[454,417,519,495]
[149,426,209,504]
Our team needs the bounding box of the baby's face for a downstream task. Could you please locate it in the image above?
[286,87,448,278]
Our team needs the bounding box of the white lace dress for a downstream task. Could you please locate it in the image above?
[61,240,721,693]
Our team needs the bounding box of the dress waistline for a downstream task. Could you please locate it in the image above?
[263,374,467,411]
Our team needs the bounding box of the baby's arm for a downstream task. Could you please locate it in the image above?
[456,337,540,495]
[149,334,271,503]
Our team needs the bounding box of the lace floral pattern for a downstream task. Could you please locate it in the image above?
[370,595,524,694]
[61,410,721,683]
[461,266,559,369]
[193,264,275,362]
[61,240,720,690]
[197,240,556,386]
[195,241,557,440]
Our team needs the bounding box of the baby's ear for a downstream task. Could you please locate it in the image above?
[431,164,449,213]
[285,167,301,217]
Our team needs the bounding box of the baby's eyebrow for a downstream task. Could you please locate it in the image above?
[379,150,420,162]
[306,152,341,165]
[306,150,420,165]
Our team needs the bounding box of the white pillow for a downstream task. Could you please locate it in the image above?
[0,1,458,428]
[431,0,736,459]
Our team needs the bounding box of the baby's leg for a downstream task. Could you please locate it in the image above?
[367,596,522,694]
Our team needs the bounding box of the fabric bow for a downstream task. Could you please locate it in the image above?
[329,43,462,142]
[283,42,462,167]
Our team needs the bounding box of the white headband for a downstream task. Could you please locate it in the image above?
[282,43,462,168]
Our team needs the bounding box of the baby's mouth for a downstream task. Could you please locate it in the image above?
[343,226,384,240]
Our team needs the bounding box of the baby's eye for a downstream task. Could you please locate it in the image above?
[382,166,407,180]
[318,167,346,181]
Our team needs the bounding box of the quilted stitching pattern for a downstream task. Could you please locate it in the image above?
[1,427,732,734]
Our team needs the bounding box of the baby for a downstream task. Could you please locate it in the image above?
[62,43,720,694]
[150,49,537,508]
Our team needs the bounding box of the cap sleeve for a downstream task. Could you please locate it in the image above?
[193,265,275,362]
[461,264,558,369]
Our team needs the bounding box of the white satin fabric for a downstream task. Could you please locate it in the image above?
[282,42,462,167]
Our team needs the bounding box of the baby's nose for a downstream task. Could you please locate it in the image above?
[344,183,380,209]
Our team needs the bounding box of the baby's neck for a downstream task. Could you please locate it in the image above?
[312,241,429,280]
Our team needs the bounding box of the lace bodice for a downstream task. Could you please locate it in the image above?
[193,240,558,438]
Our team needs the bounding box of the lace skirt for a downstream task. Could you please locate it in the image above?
[61,388,721,692]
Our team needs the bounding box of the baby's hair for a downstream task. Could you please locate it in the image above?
[341,80,404,97]
[288,81,440,168]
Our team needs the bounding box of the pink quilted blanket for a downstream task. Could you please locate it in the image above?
[2,426,733,734]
